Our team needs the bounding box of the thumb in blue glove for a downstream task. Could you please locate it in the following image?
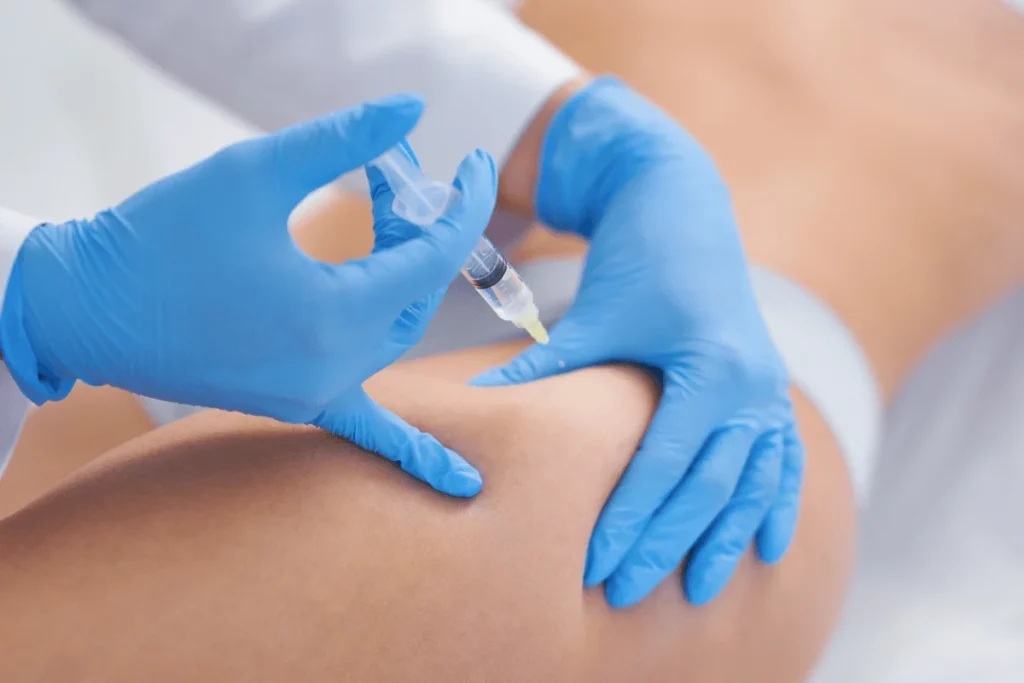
[0,95,498,497]
[310,143,500,495]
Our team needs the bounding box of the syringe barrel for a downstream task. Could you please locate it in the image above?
[460,239,537,323]
[462,236,507,288]
[370,147,542,329]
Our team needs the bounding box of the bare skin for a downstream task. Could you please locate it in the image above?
[0,347,853,682]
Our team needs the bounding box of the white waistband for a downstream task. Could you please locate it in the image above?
[751,269,882,503]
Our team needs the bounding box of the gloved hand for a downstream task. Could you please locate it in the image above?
[474,78,804,606]
[0,95,498,498]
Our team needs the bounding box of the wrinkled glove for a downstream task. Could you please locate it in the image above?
[0,95,497,498]
[474,78,804,606]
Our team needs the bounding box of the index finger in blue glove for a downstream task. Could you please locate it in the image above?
[251,94,425,212]
[314,388,482,498]
[602,423,758,608]
[470,317,602,387]
[341,149,497,315]
[583,378,733,587]
[683,430,784,606]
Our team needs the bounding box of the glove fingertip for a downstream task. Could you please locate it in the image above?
[443,150,498,229]
[582,547,605,587]
[329,394,482,498]
[582,558,600,588]
[470,343,571,388]
[441,448,484,498]
[755,435,803,564]
[684,562,726,607]
[452,149,498,195]
[468,357,533,388]
[409,434,483,498]
[604,579,634,609]
[604,571,647,609]
[468,366,515,388]
[684,548,741,606]
[582,527,625,587]
[365,93,425,123]
[755,508,797,564]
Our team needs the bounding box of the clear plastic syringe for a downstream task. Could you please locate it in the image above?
[369,147,549,344]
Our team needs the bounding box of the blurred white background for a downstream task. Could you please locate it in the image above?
[0,0,255,222]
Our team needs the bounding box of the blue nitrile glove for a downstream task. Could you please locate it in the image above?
[474,78,804,606]
[0,95,498,498]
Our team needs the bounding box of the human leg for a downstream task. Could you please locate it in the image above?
[0,342,853,682]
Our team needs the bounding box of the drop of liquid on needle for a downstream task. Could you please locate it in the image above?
[524,319,550,345]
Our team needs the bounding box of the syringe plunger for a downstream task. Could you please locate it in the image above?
[369,147,549,344]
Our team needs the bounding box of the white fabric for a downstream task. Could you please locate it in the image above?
[0,0,579,457]
[750,269,882,503]
[814,3,1024,677]
[0,208,41,478]
[67,0,580,177]
[812,288,1024,683]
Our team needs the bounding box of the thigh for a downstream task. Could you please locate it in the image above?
[0,341,854,682]
[0,385,153,519]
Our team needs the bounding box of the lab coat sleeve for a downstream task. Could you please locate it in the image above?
[65,0,582,183]
[0,207,42,479]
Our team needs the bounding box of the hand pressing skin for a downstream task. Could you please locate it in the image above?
[477,78,802,607]
[0,96,498,498]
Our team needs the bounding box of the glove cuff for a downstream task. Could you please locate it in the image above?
[0,231,76,405]
[535,76,708,238]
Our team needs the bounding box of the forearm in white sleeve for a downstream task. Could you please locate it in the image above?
[65,0,582,182]
[0,207,43,478]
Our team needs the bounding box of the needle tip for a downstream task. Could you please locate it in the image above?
[524,319,550,345]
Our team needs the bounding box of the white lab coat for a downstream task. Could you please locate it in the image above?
[0,0,580,476]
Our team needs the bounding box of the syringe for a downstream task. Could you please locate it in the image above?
[369,147,550,345]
